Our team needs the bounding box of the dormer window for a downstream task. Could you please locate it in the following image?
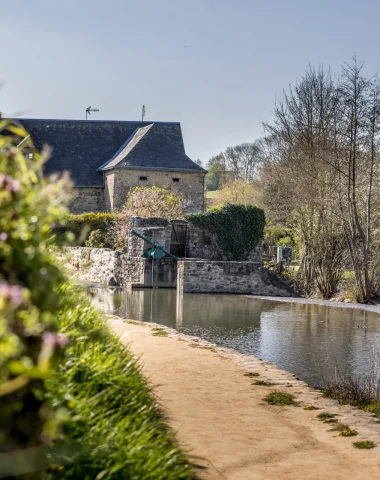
[172,178,180,182]
[139,176,148,181]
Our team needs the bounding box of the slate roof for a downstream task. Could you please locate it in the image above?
[16,119,205,187]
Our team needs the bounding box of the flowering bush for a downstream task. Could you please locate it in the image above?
[107,186,184,250]
[125,186,184,219]
[0,121,72,477]
[0,123,192,479]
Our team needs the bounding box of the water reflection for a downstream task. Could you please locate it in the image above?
[91,287,380,387]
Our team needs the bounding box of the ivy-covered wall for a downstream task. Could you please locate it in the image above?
[186,205,265,261]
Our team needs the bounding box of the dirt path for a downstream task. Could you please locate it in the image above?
[107,317,380,480]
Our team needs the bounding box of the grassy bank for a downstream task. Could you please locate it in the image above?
[324,375,380,420]
[47,284,192,479]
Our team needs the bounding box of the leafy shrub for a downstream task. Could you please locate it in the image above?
[186,204,265,260]
[58,212,117,247]
[0,120,71,476]
[125,186,184,219]
[84,229,105,248]
[213,181,259,207]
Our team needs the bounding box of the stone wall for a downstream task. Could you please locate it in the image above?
[124,217,172,256]
[177,260,294,296]
[121,257,146,287]
[62,246,177,288]
[61,247,122,285]
[70,187,105,213]
[105,168,205,213]
[187,225,262,264]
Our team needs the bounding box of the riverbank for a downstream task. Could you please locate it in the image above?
[248,295,380,314]
[107,315,380,480]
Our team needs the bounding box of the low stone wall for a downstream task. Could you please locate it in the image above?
[62,248,292,294]
[61,247,122,285]
[62,247,177,288]
[177,260,294,296]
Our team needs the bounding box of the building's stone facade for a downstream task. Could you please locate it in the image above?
[69,170,205,214]
[177,260,294,296]
[105,169,204,213]
[71,187,105,213]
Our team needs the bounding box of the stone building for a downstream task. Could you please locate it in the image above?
[18,119,206,213]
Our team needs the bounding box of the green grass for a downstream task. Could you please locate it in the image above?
[330,423,358,437]
[317,412,338,422]
[47,284,192,479]
[126,320,147,326]
[363,403,380,418]
[244,372,260,377]
[151,327,169,337]
[263,392,299,406]
[303,405,319,411]
[206,190,218,198]
[353,441,376,449]
[253,380,273,386]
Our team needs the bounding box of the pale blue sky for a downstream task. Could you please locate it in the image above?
[2,0,380,162]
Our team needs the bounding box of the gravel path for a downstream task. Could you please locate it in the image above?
[107,316,380,480]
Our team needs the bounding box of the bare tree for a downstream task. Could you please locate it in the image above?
[224,141,262,183]
[260,59,380,301]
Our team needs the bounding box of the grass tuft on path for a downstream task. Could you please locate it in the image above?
[317,412,338,422]
[263,392,299,406]
[253,380,273,386]
[353,440,376,449]
[152,327,169,337]
[330,423,358,437]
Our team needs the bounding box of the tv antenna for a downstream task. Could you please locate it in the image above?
[142,105,146,122]
[86,106,99,120]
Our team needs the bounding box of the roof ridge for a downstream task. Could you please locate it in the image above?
[99,124,155,171]
[11,118,180,125]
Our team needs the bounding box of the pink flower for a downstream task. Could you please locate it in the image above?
[0,282,22,307]
[0,174,20,193]
[43,332,68,348]
[0,232,7,241]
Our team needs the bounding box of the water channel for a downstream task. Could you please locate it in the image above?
[91,287,380,388]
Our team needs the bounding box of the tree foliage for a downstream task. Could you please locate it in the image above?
[213,181,259,206]
[186,204,265,261]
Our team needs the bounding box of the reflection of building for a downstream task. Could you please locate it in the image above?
[89,287,118,314]
[91,287,380,388]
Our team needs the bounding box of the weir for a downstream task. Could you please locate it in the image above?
[62,216,294,296]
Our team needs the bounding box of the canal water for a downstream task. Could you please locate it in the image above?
[91,287,380,388]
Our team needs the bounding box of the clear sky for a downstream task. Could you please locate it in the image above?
[2,0,380,163]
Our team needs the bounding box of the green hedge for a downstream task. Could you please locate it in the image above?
[55,213,117,247]
[186,204,265,261]
[47,284,192,479]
